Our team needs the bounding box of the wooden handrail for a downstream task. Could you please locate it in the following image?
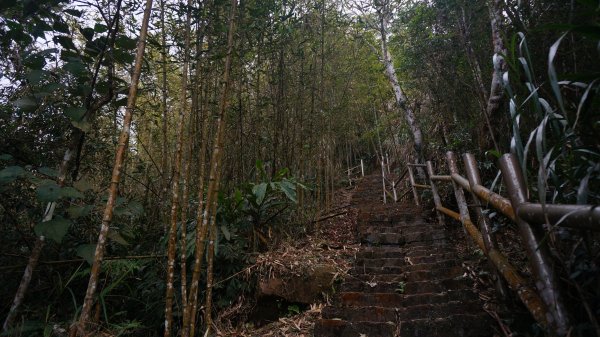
[409,151,600,335]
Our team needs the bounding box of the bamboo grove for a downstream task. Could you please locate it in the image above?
[1,0,599,336]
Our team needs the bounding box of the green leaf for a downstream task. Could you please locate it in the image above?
[13,97,37,111]
[26,69,46,84]
[278,180,297,203]
[115,35,137,50]
[67,205,93,218]
[52,20,70,34]
[71,119,91,132]
[108,229,129,246]
[36,181,61,202]
[64,9,83,17]
[64,107,86,121]
[0,154,13,161]
[79,27,94,41]
[35,216,72,243]
[0,165,25,184]
[220,225,231,241]
[94,23,108,33]
[253,183,268,205]
[76,244,97,264]
[61,187,84,199]
[38,167,58,177]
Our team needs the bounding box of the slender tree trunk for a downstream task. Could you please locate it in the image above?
[486,0,507,129]
[160,0,170,234]
[203,0,237,333]
[70,1,153,335]
[377,9,424,163]
[164,0,193,335]
[185,0,237,334]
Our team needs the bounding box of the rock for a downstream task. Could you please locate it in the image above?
[259,264,337,303]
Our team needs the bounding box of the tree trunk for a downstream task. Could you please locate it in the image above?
[486,0,507,129]
[164,0,193,334]
[377,9,424,163]
[70,0,153,335]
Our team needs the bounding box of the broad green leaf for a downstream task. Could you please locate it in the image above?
[115,35,137,49]
[278,180,297,203]
[108,229,129,246]
[94,23,108,33]
[36,181,61,202]
[253,183,268,205]
[26,69,46,84]
[71,119,91,132]
[13,97,37,110]
[35,216,72,243]
[64,9,83,17]
[79,27,94,41]
[221,225,231,241]
[38,167,58,177]
[76,244,97,264]
[0,165,25,184]
[0,154,13,161]
[61,187,84,199]
[67,205,93,218]
[64,107,86,121]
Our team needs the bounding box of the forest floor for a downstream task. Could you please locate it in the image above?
[215,185,360,336]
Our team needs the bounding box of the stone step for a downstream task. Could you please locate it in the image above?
[338,289,478,308]
[340,277,471,294]
[351,265,465,282]
[356,247,455,259]
[321,300,482,323]
[314,319,396,337]
[360,225,441,235]
[350,260,458,275]
[322,306,397,322]
[396,300,483,321]
[400,313,493,337]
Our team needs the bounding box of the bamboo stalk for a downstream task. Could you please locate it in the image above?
[70,1,153,335]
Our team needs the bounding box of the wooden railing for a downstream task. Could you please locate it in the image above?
[346,159,364,186]
[407,151,599,336]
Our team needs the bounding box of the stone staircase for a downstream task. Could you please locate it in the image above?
[314,174,494,337]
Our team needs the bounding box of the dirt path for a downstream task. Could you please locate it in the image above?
[314,173,494,337]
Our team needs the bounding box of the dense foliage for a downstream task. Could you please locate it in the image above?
[1,0,598,336]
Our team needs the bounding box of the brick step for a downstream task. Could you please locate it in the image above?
[362,231,447,243]
[356,247,454,259]
[340,277,471,294]
[351,260,458,275]
[321,300,482,323]
[351,265,464,282]
[360,225,441,235]
[313,319,396,337]
[338,289,478,308]
[400,313,494,337]
[322,306,396,322]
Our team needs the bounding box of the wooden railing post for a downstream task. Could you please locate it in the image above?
[426,161,445,226]
[499,154,570,336]
[463,153,509,299]
[407,165,420,206]
[381,159,387,204]
[360,159,364,177]
[446,152,471,239]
